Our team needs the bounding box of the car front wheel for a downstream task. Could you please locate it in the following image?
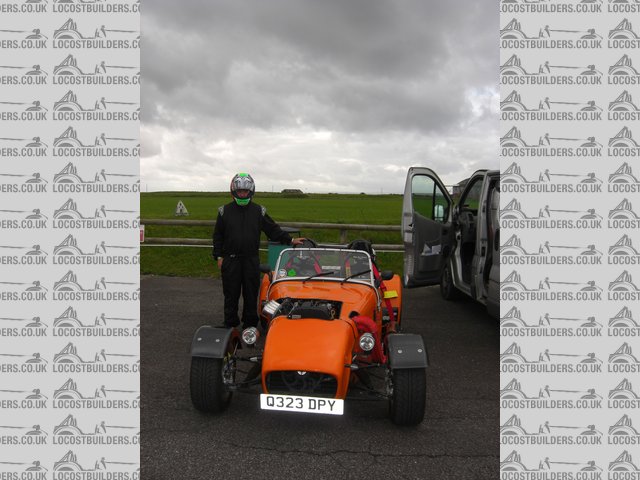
[388,368,426,426]
[190,355,233,413]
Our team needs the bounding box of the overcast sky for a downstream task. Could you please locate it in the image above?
[141,0,498,194]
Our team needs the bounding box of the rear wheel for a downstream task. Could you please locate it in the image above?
[388,368,426,426]
[190,355,233,412]
[440,263,461,301]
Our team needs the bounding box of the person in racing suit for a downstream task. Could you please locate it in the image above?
[213,173,304,329]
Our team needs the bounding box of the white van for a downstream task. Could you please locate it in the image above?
[402,168,500,317]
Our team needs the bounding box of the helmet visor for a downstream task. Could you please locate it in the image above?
[231,175,254,192]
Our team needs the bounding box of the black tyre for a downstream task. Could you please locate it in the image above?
[389,368,426,426]
[440,263,461,301]
[190,356,232,413]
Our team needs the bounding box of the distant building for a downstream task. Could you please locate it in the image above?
[451,178,469,198]
[280,188,307,197]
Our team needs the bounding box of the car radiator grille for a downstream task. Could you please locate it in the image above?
[266,371,337,398]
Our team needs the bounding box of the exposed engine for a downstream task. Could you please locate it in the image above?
[276,298,341,320]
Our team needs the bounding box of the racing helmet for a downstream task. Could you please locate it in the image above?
[230,173,255,206]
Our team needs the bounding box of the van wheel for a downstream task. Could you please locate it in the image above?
[440,264,461,301]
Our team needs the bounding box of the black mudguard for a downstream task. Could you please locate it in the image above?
[191,326,239,359]
[387,334,429,369]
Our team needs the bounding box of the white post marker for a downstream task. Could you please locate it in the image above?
[175,201,189,216]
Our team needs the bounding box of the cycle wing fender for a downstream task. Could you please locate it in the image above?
[387,334,429,369]
[191,325,239,359]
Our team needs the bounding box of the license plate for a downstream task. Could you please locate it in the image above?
[260,394,343,415]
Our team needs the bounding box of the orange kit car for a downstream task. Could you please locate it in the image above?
[190,240,428,425]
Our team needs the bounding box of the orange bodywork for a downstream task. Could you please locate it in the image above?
[265,280,379,319]
[262,317,355,398]
[258,276,400,399]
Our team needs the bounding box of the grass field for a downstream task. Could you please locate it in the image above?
[141,192,405,277]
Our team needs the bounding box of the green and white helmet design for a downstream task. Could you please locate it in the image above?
[230,173,255,206]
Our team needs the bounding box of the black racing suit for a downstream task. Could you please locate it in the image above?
[212,201,292,328]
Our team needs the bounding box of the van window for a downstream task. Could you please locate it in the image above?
[460,178,482,211]
[412,175,449,223]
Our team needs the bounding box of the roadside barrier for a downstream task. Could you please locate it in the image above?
[140,219,403,252]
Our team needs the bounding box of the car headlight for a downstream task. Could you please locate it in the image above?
[359,332,375,352]
[241,327,259,345]
[261,300,280,320]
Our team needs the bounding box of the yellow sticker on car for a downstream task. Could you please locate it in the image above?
[383,290,398,299]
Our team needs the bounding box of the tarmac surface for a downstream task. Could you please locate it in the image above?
[141,276,498,480]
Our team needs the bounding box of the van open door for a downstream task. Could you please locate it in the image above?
[402,167,455,287]
[485,181,500,318]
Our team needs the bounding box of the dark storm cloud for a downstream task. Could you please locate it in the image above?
[141,0,498,192]
[143,0,496,133]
